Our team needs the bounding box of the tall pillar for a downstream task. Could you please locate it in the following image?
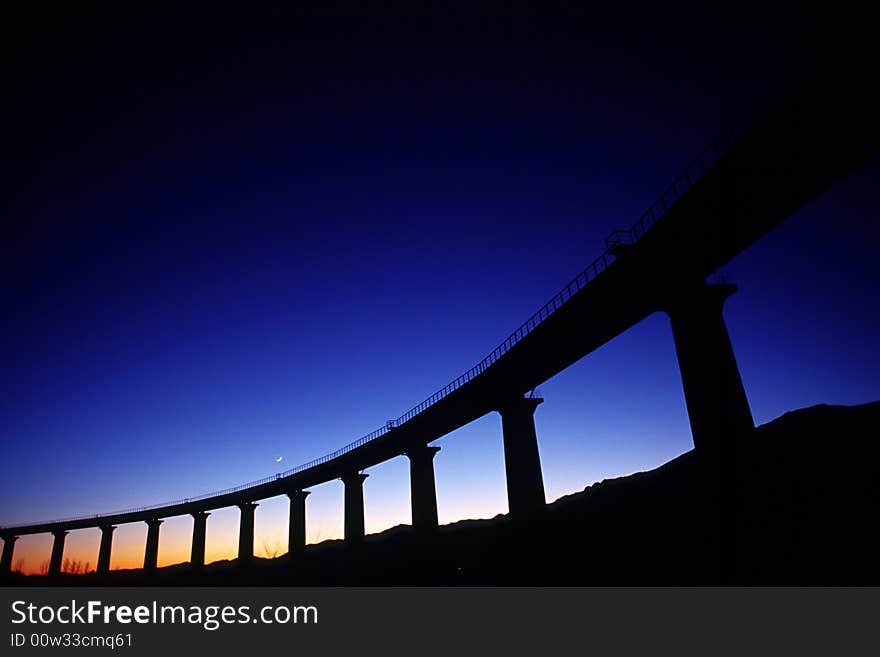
[665,282,754,582]
[406,444,441,530]
[49,530,68,576]
[498,396,546,517]
[1,535,18,574]
[190,511,210,569]
[286,490,310,556]
[665,283,754,457]
[238,502,258,563]
[97,525,115,575]
[342,472,369,544]
[143,519,163,572]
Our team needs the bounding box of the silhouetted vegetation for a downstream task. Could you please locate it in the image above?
[4,401,877,586]
[62,558,91,575]
[260,539,281,560]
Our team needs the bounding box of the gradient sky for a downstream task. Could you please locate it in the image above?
[3,4,877,574]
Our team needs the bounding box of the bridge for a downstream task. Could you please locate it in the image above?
[2,52,878,578]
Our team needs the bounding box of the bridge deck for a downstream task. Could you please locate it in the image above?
[4,51,878,536]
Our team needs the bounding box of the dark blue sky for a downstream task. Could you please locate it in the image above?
[2,3,877,568]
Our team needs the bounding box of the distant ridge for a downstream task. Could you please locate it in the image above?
[7,401,879,585]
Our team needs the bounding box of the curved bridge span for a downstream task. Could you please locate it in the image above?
[2,52,878,577]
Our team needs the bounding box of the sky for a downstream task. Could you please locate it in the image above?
[2,3,877,574]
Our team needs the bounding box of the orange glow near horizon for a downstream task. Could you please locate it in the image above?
[8,533,51,575]
[108,523,147,571]
[4,498,526,577]
[61,529,99,573]
[304,480,343,544]
[2,423,523,576]
[3,491,511,575]
[204,507,238,565]
[363,456,411,534]
[253,496,287,558]
[156,515,192,568]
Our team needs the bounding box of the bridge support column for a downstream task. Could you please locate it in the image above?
[666,283,753,582]
[143,519,163,572]
[190,511,210,569]
[1,535,18,574]
[498,396,546,518]
[238,502,258,563]
[342,472,368,544]
[406,444,441,531]
[49,530,67,576]
[286,490,310,557]
[665,283,754,457]
[97,526,115,575]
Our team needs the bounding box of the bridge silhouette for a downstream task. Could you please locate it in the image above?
[1,53,877,580]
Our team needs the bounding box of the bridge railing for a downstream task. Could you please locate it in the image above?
[605,102,760,250]
[0,94,768,532]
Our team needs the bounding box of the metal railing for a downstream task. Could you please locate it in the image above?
[0,97,766,532]
[605,102,760,250]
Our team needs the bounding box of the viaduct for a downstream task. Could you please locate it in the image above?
[2,53,877,578]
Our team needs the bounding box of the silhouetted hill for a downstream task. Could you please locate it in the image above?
[7,401,879,585]
[733,402,880,582]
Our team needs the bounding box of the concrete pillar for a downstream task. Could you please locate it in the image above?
[97,526,115,575]
[190,511,210,569]
[665,283,754,457]
[666,283,754,582]
[1,535,18,574]
[143,519,163,572]
[49,530,68,576]
[342,472,369,544]
[237,502,258,563]
[286,490,310,556]
[498,396,546,517]
[406,444,441,530]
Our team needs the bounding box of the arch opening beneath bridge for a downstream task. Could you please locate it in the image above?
[156,515,192,569]
[302,479,343,546]
[363,454,409,535]
[60,527,99,575]
[253,494,287,559]
[7,533,51,576]
[534,312,693,505]
[717,174,880,425]
[108,522,146,572]
[434,412,509,525]
[203,506,238,566]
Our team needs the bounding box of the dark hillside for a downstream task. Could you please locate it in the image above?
[8,401,878,585]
